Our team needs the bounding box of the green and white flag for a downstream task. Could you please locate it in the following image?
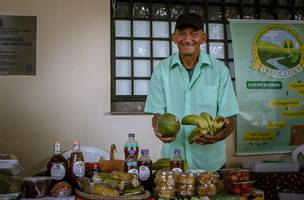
[230,20,304,155]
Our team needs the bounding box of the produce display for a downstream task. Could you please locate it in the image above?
[157,113,181,137]
[182,112,227,144]
[77,171,145,197]
[0,132,264,199]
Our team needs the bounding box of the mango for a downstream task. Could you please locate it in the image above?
[157,113,180,137]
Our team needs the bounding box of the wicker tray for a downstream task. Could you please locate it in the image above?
[75,189,151,200]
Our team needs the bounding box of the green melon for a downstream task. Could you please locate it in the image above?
[157,113,180,137]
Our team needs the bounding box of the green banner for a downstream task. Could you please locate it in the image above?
[230,20,304,155]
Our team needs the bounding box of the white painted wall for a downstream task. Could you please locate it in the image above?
[0,0,291,176]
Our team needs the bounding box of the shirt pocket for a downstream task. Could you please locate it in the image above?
[196,86,218,116]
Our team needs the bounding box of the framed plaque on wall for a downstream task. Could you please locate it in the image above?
[0,15,36,75]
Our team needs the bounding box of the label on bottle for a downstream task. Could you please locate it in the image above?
[51,163,66,180]
[72,161,85,177]
[171,167,183,173]
[138,165,150,181]
[128,168,139,176]
[125,144,138,156]
[127,161,138,175]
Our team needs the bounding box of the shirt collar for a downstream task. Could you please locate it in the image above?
[170,49,213,69]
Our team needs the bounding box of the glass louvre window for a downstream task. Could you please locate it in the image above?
[111,0,303,113]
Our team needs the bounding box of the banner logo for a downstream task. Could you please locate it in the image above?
[252,25,304,78]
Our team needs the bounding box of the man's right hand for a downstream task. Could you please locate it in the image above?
[154,127,176,143]
[152,114,176,143]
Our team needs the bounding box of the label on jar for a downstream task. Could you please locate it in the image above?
[138,165,150,181]
[51,163,66,180]
[171,167,183,173]
[72,161,85,177]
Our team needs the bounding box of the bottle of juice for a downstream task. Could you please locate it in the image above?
[69,139,85,187]
[170,148,184,173]
[47,141,68,184]
[138,149,152,192]
[124,133,139,159]
[126,149,138,176]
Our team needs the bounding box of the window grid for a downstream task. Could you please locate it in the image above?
[111,0,303,112]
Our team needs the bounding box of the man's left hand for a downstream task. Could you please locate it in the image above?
[192,117,235,145]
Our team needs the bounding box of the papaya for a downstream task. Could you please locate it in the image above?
[157,113,180,137]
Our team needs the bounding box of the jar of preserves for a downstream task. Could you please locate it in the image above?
[155,170,177,198]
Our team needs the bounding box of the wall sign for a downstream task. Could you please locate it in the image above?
[0,15,36,75]
[230,20,304,155]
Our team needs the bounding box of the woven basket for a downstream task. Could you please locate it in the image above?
[75,189,151,200]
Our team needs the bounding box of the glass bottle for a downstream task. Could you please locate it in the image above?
[47,141,68,184]
[126,149,138,176]
[170,149,184,173]
[124,133,139,159]
[69,139,85,187]
[138,149,152,192]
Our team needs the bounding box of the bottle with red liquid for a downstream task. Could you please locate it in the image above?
[170,149,184,173]
[47,141,68,184]
[126,148,138,176]
[124,133,139,159]
[69,139,85,187]
[138,149,152,192]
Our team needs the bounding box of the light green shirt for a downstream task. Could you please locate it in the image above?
[144,49,240,171]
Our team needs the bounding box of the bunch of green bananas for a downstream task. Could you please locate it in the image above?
[181,112,227,144]
[152,158,188,171]
[152,158,171,171]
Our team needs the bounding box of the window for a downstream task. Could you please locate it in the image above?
[111,0,304,113]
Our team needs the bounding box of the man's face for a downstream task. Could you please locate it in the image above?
[172,27,206,56]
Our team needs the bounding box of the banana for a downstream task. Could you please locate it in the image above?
[188,127,208,144]
[152,158,171,170]
[181,115,209,129]
[200,112,214,125]
[213,115,226,131]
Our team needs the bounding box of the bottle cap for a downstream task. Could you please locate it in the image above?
[128,133,135,138]
[74,139,80,145]
[141,149,149,155]
[173,149,181,155]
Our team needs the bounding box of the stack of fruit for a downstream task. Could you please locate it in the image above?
[221,168,253,196]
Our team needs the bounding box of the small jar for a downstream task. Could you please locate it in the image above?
[156,185,175,199]
[155,170,176,187]
[197,172,219,185]
[197,183,217,197]
[221,168,251,182]
[225,181,253,195]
